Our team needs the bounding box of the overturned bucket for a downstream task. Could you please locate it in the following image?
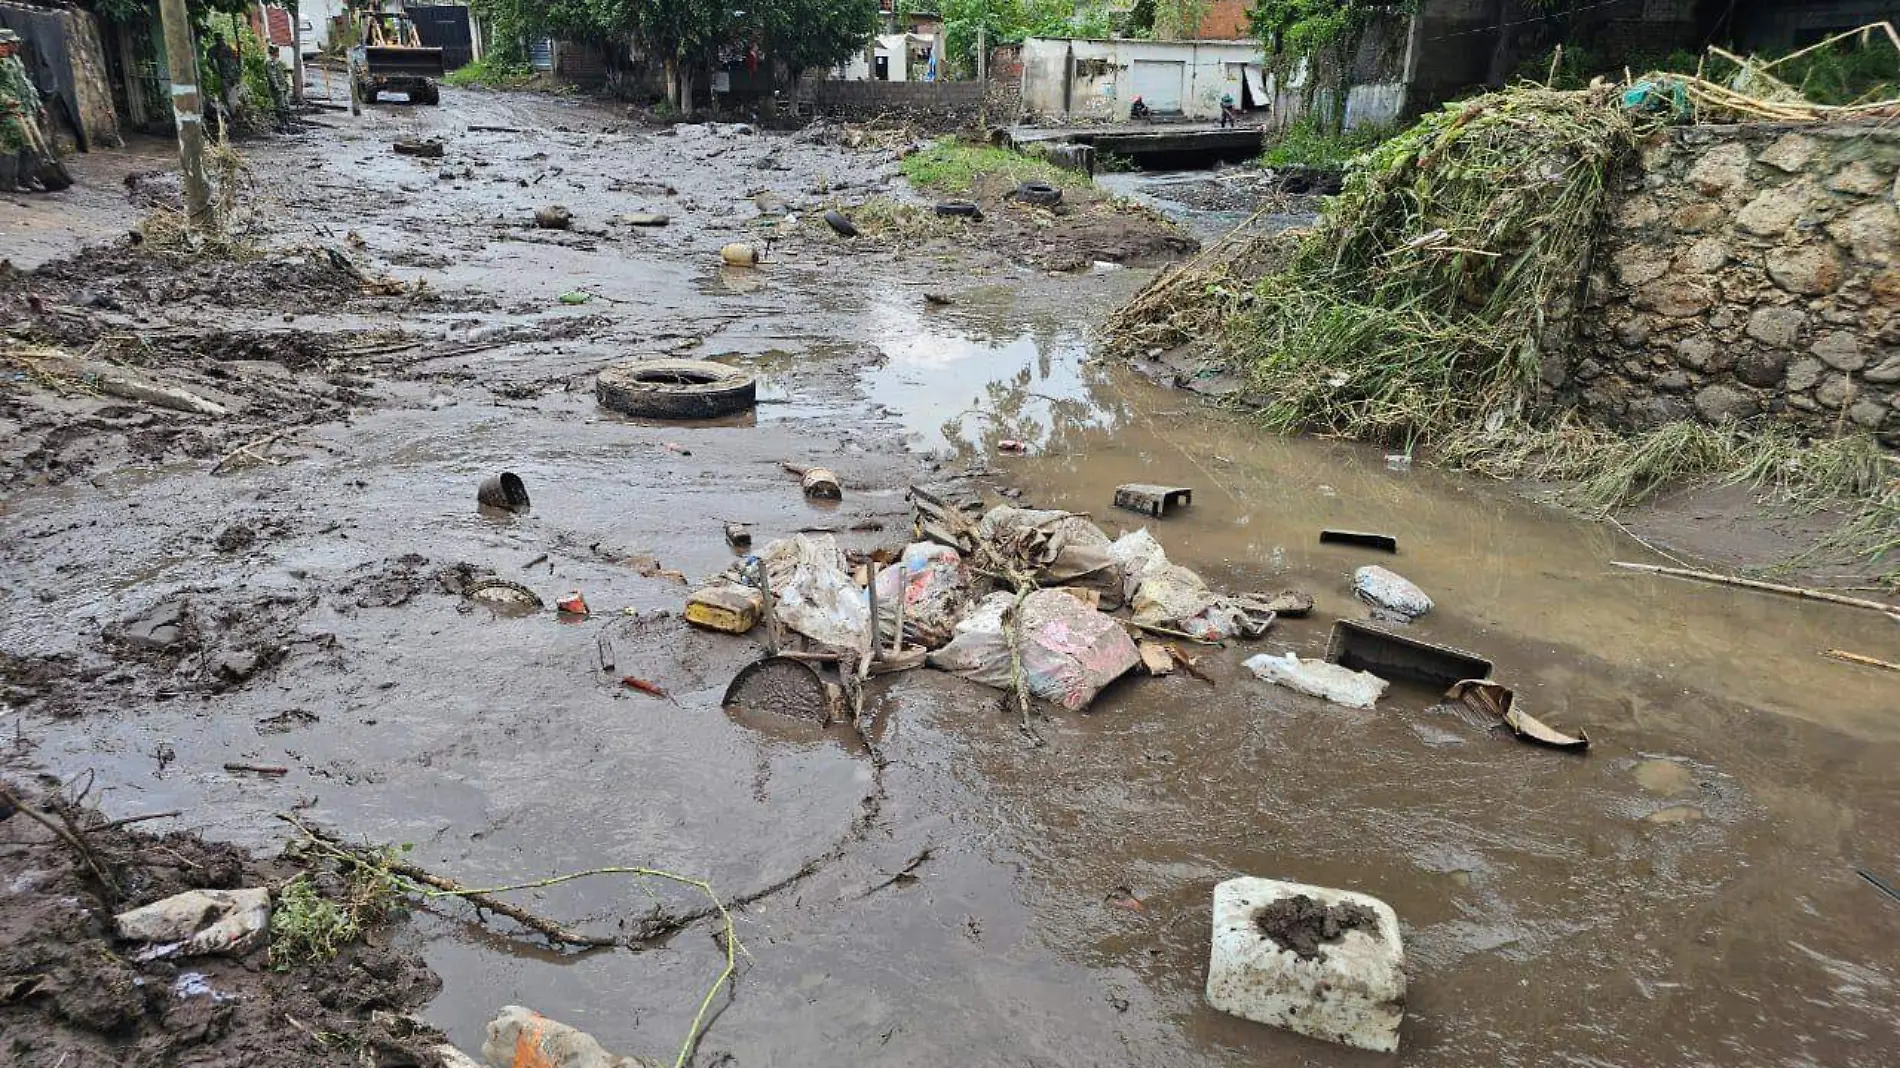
[477,472,531,513]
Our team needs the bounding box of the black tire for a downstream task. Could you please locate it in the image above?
[1013,181,1062,208]
[934,199,983,220]
[415,85,440,105]
[823,209,858,238]
[596,358,757,419]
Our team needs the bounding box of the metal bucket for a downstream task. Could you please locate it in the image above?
[477,472,530,513]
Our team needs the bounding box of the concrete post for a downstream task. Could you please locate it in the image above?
[157,0,212,225]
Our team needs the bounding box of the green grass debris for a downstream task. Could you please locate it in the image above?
[899,140,1082,194]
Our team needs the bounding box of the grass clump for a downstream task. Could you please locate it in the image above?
[1259,118,1397,169]
[1234,87,1639,444]
[269,849,407,968]
[899,140,1080,194]
[804,196,962,241]
[444,57,534,89]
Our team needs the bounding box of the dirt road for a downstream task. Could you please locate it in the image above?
[4,89,1898,1067]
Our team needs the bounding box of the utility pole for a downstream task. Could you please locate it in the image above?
[157,0,212,225]
[291,6,306,105]
[977,25,986,82]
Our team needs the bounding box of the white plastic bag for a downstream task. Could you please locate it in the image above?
[759,534,870,654]
[1113,529,1273,642]
[929,590,1140,711]
[873,542,971,650]
[1244,652,1388,709]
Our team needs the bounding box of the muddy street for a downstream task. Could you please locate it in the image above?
[4,88,1899,1068]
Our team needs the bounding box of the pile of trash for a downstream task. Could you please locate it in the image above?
[696,494,1302,720]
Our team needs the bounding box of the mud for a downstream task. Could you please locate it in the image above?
[2,85,1897,1068]
[0,779,442,1068]
[1254,895,1381,961]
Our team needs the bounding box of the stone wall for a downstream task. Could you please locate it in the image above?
[1565,124,1899,446]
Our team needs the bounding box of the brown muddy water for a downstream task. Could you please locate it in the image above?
[4,90,1898,1068]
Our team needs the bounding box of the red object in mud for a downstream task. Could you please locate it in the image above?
[998,440,1029,455]
[556,592,589,616]
[620,676,669,698]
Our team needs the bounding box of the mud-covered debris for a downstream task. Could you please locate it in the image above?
[484,1005,662,1068]
[723,522,753,549]
[534,205,573,230]
[1327,619,1491,687]
[114,888,271,961]
[686,584,763,634]
[1137,641,1175,676]
[556,591,590,616]
[477,472,531,513]
[721,242,759,267]
[1113,483,1192,519]
[1353,565,1433,622]
[802,467,843,500]
[924,291,954,306]
[616,212,670,227]
[930,589,1140,712]
[119,598,191,653]
[1261,590,1315,617]
[392,139,444,159]
[1444,679,1590,751]
[214,524,256,553]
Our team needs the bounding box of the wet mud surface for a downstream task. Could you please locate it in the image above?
[1256,895,1381,961]
[0,779,443,1068]
[3,88,1898,1067]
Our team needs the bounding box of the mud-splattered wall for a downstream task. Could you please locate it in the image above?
[1563,124,1899,446]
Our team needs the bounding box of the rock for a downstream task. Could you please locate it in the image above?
[1756,133,1816,173]
[210,649,259,683]
[1864,355,1900,384]
[1352,566,1432,622]
[1811,332,1867,372]
[214,524,256,553]
[1574,357,1605,381]
[1765,245,1842,295]
[1744,306,1806,349]
[1612,247,1669,286]
[1638,278,1712,318]
[1824,160,1888,196]
[1675,335,1717,371]
[1628,395,1689,427]
[114,888,271,961]
[1694,384,1758,422]
[1613,194,1660,230]
[1670,202,1725,232]
[533,205,572,230]
[1875,270,1900,306]
[616,213,670,227]
[1828,201,1898,265]
[1735,185,1808,237]
[1816,374,1855,409]
[1205,877,1406,1053]
[1686,142,1752,196]
[1734,350,1787,387]
[1785,357,1825,392]
[1786,393,1819,412]
[122,598,189,653]
[1849,399,1890,429]
[1613,318,1650,347]
[1673,237,1729,274]
[1654,370,1692,393]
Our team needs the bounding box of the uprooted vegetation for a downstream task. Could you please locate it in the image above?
[898,140,1084,195]
[1104,75,1899,585]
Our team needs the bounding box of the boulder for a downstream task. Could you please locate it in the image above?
[1765,245,1843,295]
[1694,384,1758,423]
[1756,133,1816,173]
[1811,332,1867,372]
[1744,306,1806,349]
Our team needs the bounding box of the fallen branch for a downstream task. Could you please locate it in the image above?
[87,367,229,416]
[93,810,183,831]
[0,785,119,898]
[1823,649,1900,673]
[1129,620,1224,646]
[1611,561,1900,618]
[210,431,289,476]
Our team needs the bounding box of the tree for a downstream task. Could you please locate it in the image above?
[935,0,1111,79]
[749,0,879,84]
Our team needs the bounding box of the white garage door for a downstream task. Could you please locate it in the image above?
[1131,59,1185,113]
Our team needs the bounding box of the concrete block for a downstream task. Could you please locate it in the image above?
[1206,877,1405,1053]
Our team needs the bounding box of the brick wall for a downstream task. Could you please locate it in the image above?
[1190,0,1253,40]
[1559,124,1900,445]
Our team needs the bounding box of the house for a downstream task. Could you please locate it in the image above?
[1021,37,1314,124]
[834,32,935,81]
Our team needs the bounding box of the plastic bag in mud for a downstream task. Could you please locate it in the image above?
[1244,652,1388,709]
[929,589,1140,711]
[114,888,271,962]
[873,542,971,650]
[1110,529,1275,642]
[759,533,870,654]
[975,507,1125,609]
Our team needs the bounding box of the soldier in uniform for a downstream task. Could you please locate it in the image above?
[0,27,47,193]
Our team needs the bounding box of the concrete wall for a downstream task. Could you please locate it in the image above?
[1736,1,1900,51]
[1020,37,1270,122]
[1562,125,1900,444]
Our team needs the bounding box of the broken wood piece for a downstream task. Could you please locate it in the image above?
[1444,679,1588,752]
[223,763,289,776]
[1320,529,1398,553]
[209,431,289,475]
[87,367,230,417]
[1611,561,1900,618]
[1824,649,1900,673]
[869,648,928,675]
[1137,641,1175,676]
[1167,644,1214,685]
[1128,620,1223,646]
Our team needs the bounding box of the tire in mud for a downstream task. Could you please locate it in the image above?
[414,85,440,105]
[934,199,982,220]
[596,358,757,420]
[1012,181,1062,208]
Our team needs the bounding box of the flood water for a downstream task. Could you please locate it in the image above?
[5,90,1897,1068]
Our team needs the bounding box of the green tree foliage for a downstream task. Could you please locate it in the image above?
[1248,0,1412,131]
[935,0,1121,77]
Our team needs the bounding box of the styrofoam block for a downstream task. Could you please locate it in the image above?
[1206,876,1406,1052]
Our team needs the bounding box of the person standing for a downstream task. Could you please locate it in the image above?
[0,28,46,192]
[211,32,243,122]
